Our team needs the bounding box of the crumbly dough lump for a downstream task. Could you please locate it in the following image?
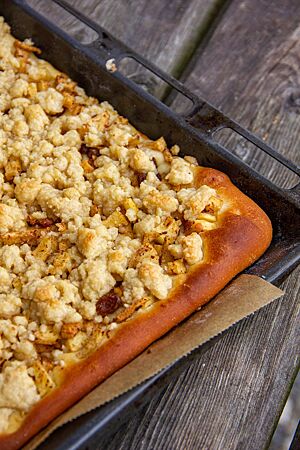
[0,17,223,433]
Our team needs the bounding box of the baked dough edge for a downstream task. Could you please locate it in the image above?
[0,167,272,450]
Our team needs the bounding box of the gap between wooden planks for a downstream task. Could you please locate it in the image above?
[27,0,226,99]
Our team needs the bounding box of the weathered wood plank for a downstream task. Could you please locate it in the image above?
[27,0,224,98]
[102,1,300,449]
[172,0,300,180]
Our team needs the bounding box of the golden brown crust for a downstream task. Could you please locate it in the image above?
[0,168,272,450]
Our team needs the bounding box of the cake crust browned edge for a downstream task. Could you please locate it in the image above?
[0,167,272,450]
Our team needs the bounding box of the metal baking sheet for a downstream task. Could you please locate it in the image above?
[0,0,299,448]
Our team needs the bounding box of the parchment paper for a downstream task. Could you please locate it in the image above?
[25,274,283,450]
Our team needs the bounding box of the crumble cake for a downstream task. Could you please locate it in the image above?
[0,16,272,449]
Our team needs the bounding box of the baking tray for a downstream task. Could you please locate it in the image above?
[0,0,299,448]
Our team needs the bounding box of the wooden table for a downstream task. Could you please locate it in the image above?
[30,1,300,448]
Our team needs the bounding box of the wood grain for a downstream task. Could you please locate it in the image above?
[27,0,224,98]
[101,1,300,449]
[172,0,300,185]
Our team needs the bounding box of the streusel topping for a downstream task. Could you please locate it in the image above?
[0,17,223,433]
